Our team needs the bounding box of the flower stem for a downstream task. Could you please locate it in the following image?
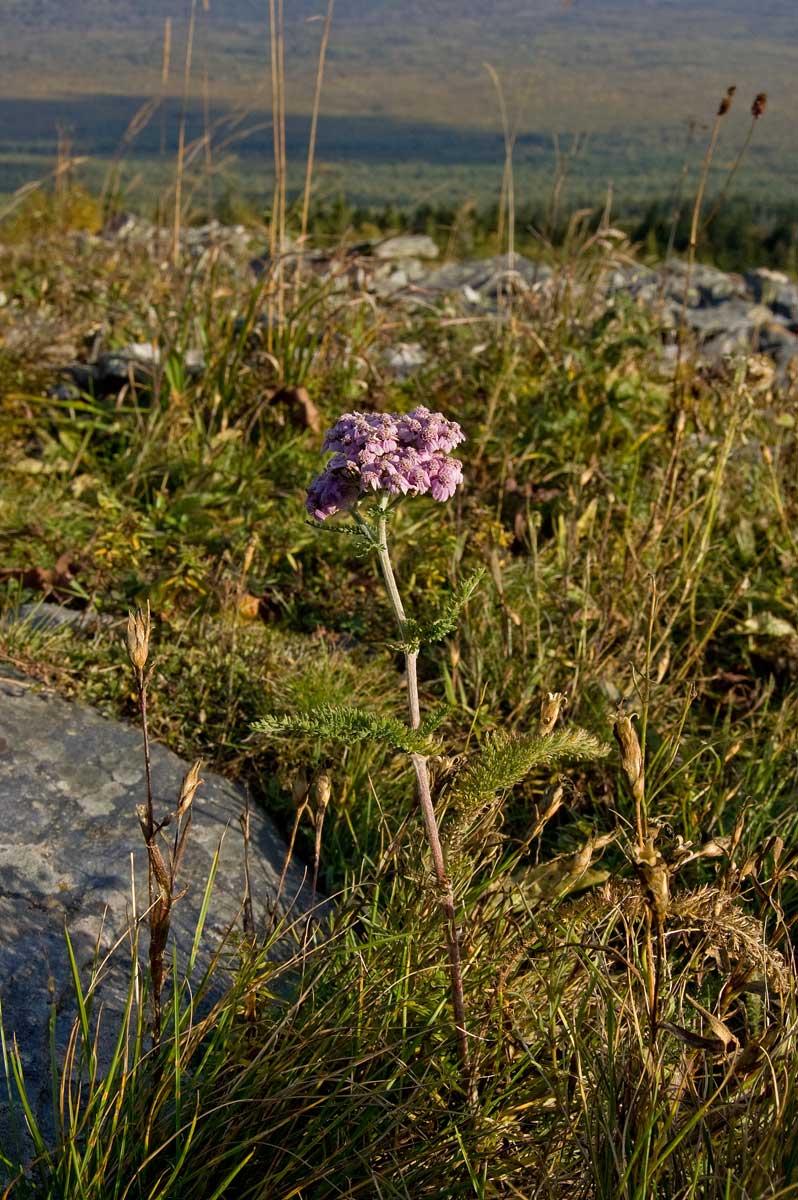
[375,514,473,1100]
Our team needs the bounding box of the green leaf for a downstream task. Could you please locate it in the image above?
[252,703,437,754]
[418,702,452,739]
[447,726,610,811]
[404,568,485,649]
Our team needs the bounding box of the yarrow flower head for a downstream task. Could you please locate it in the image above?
[306,406,465,520]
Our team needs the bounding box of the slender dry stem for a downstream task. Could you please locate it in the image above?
[640,89,734,553]
[310,771,331,909]
[173,0,198,268]
[267,0,287,341]
[485,63,516,280]
[300,0,335,246]
[270,769,310,928]
[127,605,199,1046]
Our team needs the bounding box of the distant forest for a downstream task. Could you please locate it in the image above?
[301,194,798,275]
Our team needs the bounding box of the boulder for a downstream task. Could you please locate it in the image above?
[421,254,551,303]
[3,602,113,634]
[63,344,205,397]
[771,284,798,325]
[687,301,772,347]
[745,267,791,306]
[373,234,439,261]
[0,669,310,1151]
[692,263,745,306]
[385,342,427,377]
[656,260,744,308]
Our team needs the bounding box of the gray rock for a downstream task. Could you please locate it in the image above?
[756,319,797,355]
[0,671,310,1152]
[745,267,790,306]
[655,260,745,308]
[3,602,114,634]
[47,380,82,402]
[659,259,701,307]
[372,267,409,296]
[373,235,439,261]
[692,263,745,306]
[385,342,427,377]
[64,345,205,397]
[773,336,798,385]
[702,328,755,358]
[123,341,160,367]
[421,254,551,303]
[371,257,432,296]
[772,284,798,325]
[606,264,660,297]
[687,300,772,345]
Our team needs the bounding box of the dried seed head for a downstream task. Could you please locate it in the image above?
[291,768,310,809]
[613,710,645,803]
[633,836,670,919]
[178,758,203,815]
[539,691,567,736]
[751,92,767,119]
[314,771,332,814]
[718,85,736,116]
[127,602,151,674]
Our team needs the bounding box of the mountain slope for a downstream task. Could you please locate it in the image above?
[0,0,795,207]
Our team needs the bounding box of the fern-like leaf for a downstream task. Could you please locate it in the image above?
[447,727,610,811]
[403,568,485,650]
[252,704,437,754]
[418,702,452,739]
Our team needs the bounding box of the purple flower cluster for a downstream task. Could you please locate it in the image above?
[306,406,465,520]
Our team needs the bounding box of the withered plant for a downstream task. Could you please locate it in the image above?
[127,603,203,1045]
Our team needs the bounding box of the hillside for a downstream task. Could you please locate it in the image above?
[0,0,795,209]
[3,183,798,1197]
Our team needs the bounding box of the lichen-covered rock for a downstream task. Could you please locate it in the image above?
[0,670,310,1150]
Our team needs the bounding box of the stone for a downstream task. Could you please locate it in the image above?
[606,264,660,299]
[420,254,551,303]
[3,602,114,634]
[385,342,427,377]
[0,671,311,1150]
[745,267,790,306]
[47,380,82,402]
[771,284,798,325]
[772,335,798,384]
[373,234,439,261]
[687,300,772,345]
[64,345,205,397]
[692,263,745,306]
[756,319,797,354]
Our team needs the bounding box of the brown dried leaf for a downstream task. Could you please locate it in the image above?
[238,591,262,620]
[271,386,321,433]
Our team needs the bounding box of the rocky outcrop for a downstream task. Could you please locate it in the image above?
[3,213,793,393]
[0,668,311,1150]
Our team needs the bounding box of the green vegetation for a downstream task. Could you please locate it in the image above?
[2,186,798,1195]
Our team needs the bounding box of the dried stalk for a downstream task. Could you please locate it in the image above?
[127,604,202,1045]
[173,0,198,268]
[300,0,335,246]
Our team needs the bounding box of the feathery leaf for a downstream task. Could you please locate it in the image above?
[252,703,437,753]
